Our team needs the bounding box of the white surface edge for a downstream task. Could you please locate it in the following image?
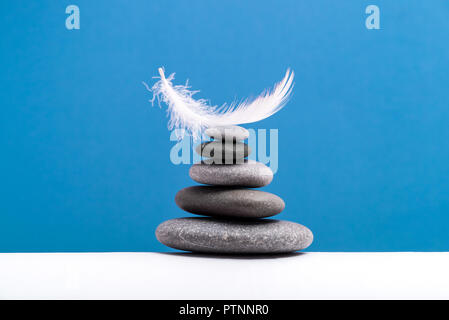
[0,252,448,299]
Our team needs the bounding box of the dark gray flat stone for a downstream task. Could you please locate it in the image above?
[205,126,249,141]
[195,141,250,163]
[175,186,285,218]
[156,218,313,254]
[189,160,273,187]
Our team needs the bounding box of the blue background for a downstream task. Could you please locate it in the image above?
[1,1,448,252]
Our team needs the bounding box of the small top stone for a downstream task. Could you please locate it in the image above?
[205,126,249,141]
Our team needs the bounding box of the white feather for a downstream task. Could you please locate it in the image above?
[143,67,294,139]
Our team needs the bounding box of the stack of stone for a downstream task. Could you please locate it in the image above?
[156,126,313,254]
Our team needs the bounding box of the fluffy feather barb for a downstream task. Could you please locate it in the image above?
[144,67,294,139]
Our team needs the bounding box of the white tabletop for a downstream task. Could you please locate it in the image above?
[0,252,448,299]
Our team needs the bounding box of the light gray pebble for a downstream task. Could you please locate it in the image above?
[156,217,313,254]
[189,160,273,187]
[205,126,249,141]
[175,186,285,218]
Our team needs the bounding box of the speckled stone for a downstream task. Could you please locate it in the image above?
[189,160,273,187]
[156,217,313,254]
[205,126,249,141]
[195,141,250,163]
[175,186,285,218]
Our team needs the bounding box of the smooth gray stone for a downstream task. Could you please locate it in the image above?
[195,141,250,163]
[156,218,313,254]
[175,186,285,218]
[205,126,249,141]
[189,160,273,187]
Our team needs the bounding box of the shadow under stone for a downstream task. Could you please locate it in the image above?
[157,251,306,260]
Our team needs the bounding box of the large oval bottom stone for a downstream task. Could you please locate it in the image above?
[156,218,313,254]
